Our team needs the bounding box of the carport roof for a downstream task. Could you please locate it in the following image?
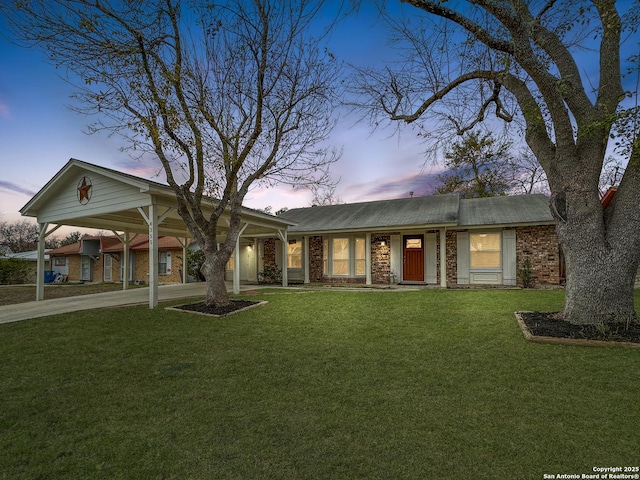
[20,159,293,238]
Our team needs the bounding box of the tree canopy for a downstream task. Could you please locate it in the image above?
[2,0,342,306]
[353,0,640,324]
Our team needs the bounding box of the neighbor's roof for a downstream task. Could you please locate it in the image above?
[458,194,553,226]
[4,250,50,261]
[282,195,460,233]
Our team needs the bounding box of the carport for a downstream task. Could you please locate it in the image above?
[20,159,294,307]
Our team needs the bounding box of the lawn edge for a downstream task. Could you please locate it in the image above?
[165,300,268,317]
[514,311,640,349]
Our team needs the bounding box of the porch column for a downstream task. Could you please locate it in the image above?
[233,223,248,295]
[254,237,259,283]
[303,236,310,284]
[36,223,61,301]
[440,228,447,288]
[366,233,372,285]
[234,234,241,295]
[276,229,288,287]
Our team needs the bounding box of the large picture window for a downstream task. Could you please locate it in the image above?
[323,236,366,277]
[470,233,501,269]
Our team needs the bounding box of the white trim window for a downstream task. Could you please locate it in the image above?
[159,251,172,275]
[355,238,366,275]
[323,235,367,277]
[470,232,501,269]
[287,241,302,269]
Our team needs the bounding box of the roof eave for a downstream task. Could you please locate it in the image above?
[289,222,459,235]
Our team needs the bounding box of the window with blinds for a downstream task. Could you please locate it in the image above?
[470,233,501,269]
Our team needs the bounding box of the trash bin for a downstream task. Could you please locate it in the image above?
[44,271,55,283]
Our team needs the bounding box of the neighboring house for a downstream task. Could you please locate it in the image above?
[258,193,562,288]
[49,235,186,284]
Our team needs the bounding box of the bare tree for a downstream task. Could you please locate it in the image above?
[3,0,341,307]
[0,220,40,252]
[353,0,640,325]
[509,147,549,195]
[310,183,344,206]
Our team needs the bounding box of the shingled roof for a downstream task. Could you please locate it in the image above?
[281,193,553,233]
[282,194,460,233]
[458,194,553,226]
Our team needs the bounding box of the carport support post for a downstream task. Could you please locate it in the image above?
[182,234,188,284]
[148,205,159,308]
[36,222,48,301]
[123,231,130,290]
[36,222,60,301]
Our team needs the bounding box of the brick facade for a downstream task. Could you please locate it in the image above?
[261,225,562,288]
[445,230,459,286]
[308,236,324,283]
[515,225,561,286]
[445,226,561,287]
[371,233,391,284]
[263,239,276,271]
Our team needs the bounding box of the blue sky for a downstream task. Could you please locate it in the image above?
[0,2,443,233]
[1,1,636,234]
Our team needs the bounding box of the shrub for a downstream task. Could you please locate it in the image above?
[518,257,534,288]
[0,258,33,285]
[258,265,282,284]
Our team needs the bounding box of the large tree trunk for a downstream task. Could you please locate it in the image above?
[200,235,235,309]
[553,182,640,325]
[561,235,638,325]
[198,206,245,309]
[201,247,231,308]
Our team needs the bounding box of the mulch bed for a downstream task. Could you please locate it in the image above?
[167,299,266,317]
[517,311,640,347]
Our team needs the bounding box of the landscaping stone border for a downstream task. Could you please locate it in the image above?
[166,300,268,317]
[515,311,640,349]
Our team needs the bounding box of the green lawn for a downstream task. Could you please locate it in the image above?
[1,289,638,479]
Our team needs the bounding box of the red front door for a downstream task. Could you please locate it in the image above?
[403,235,424,282]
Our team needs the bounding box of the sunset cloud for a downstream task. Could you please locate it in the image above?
[344,171,443,203]
[0,180,36,197]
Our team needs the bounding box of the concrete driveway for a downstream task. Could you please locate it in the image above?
[0,283,261,324]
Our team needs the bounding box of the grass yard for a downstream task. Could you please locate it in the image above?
[1,289,638,479]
